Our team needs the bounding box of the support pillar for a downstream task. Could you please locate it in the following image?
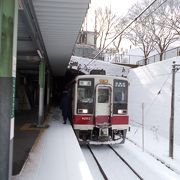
[0,0,17,179]
[46,72,50,108]
[38,60,46,126]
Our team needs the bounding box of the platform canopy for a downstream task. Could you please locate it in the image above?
[17,0,91,76]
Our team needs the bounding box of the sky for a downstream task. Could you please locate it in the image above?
[85,0,141,50]
[86,0,139,30]
[90,0,139,15]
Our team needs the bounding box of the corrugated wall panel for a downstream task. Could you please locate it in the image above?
[32,0,90,75]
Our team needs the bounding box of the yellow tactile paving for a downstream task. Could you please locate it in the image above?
[20,123,40,131]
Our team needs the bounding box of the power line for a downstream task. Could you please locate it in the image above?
[144,72,171,115]
[143,0,169,19]
[81,0,169,71]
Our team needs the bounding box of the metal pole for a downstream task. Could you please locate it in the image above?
[142,103,144,152]
[0,0,16,179]
[38,60,46,126]
[46,72,50,108]
[169,62,176,158]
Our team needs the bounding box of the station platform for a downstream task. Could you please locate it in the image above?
[12,108,93,180]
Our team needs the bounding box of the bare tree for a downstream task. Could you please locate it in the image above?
[126,1,156,64]
[126,0,178,63]
[94,8,106,50]
[112,17,128,53]
[162,0,180,36]
[150,0,178,61]
[94,6,118,50]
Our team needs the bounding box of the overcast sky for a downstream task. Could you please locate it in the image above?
[87,0,140,29]
[85,0,141,49]
[90,0,140,16]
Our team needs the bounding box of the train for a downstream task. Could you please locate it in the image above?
[71,74,129,144]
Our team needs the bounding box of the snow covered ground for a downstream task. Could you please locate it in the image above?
[82,141,180,180]
[73,55,180,178]
[128,57,180,175]
[12,56,180,179]
[12,108,93,180]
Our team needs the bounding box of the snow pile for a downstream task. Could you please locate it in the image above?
[127,48,144,64]
[70,55,180,175]
[127,57,180,173]
[70,56,130,77]
[12,108,94,180]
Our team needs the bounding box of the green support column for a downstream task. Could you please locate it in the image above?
[0,0,17,179]
[46,71,50,108]
[38,60,46,126]
[10,0,18,177]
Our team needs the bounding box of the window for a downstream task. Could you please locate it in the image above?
[113,80,128,103]
[98,88,109,103]
[78,87,93,103]
[77,79,94,114]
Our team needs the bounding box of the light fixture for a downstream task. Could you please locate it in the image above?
[118,109,123,114]
[18,0,23,10]
[78,109,88,114]
[37,49,43,59]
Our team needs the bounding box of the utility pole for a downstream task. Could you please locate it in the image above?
[46,71,50,109]
[142,103,145,152]
[169,61,180,159]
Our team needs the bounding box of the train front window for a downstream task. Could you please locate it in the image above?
[77,79,94,114]
[78,87,93,103]
[113,80,128,103]
[98,88,109,103]
[113,80,128,113]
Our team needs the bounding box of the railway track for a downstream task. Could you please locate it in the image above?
[108,145,143,180]
[87,145,108,180]
[87,145,143,180]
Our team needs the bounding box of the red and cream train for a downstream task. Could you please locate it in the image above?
[71,74,129,144]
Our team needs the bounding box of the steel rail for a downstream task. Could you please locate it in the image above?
[108,145,144,180]
[87,145,108,180]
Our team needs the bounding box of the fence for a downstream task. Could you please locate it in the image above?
[136,46,180,65]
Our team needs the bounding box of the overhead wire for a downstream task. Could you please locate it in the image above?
[116,0,170,70]
[144,72,172,115]
[145,62,180,111]
[128,71,172,134]
[80,0,169,71]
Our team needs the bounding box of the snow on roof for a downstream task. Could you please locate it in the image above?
[70,56,130,77]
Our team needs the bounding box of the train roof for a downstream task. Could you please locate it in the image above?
[75,74,128,81]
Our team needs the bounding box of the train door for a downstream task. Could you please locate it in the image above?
[95,85,112,125]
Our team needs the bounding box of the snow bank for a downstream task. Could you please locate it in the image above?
[128,57,180,172]
[70,56,130,77]
[128,57,180,144]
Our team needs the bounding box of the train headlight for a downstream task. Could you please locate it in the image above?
[118,109,127,114]
[78,109,88,114]
[118,109,123,114]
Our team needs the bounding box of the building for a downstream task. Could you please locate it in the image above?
[73,31,103,60]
